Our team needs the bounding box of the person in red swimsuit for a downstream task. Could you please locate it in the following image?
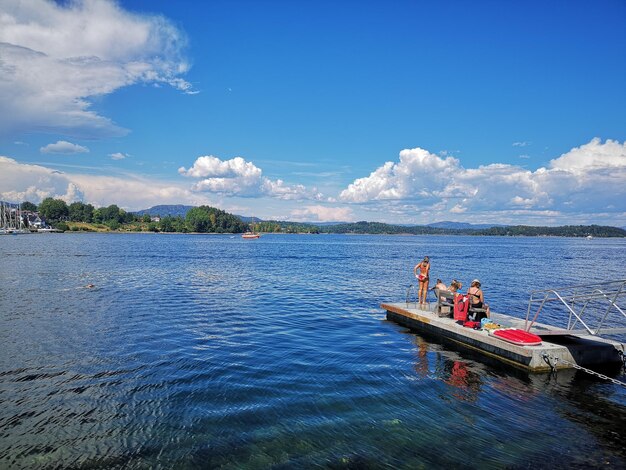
[413,256,430,306]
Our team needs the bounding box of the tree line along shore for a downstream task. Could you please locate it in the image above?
[15,198,626,238]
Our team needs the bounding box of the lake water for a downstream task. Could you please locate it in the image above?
[1,233,625,469]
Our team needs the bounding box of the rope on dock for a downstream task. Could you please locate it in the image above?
[541,353,626,387]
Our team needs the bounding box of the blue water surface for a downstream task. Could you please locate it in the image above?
[1,233,625,469]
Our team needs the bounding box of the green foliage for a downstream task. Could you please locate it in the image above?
[307,222,626,237]
[121,210,136,224]
[185,206,247,233]
[250,220,318,233]
[158,216,187,233]
[68,202,95,222]
[313,221,448,235]
[21,201,38,212]
[38,198,69,222]
[477,225,626,237]
[186,207,211,232]
[68,202,82,222]
[55,222,69,232]
[92,208,103,223]
[27,200,626,238]
[101,204,122,222]
[107,220,121,230]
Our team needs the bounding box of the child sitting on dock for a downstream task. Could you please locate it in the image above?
[433,279,447,291]
[448,280,462,293]
[432,279,450,303]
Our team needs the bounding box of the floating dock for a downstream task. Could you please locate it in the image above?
[382,302,626,372]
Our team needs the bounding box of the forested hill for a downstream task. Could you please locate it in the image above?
[134,205,194,217]
[312,221,626,237]
[316,221,451,235]
[248,219,625,237]
[476,225,626,237]
[28,197,626,237]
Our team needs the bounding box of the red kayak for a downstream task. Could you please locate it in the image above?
[491,329,542,346]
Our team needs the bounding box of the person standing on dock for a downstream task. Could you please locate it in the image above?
[413,256,430,306]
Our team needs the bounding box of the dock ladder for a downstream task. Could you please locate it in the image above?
[406,284,418,308]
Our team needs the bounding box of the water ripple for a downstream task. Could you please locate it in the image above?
[0,234,625,468]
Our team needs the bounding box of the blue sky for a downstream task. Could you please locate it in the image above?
[1,0,625,225]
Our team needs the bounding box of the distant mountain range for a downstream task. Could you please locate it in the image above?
[134,205,194,217]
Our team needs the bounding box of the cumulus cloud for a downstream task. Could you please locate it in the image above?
[0,156,209,210]
[0,156,85,203]
[339,138,626,224]
[549,138,625,172]
[289,205,355,222]
[340,147,461,203]
[40,140,89,154]
[109,152,128,160]
[0,0,193,138]
[179,155,324,201]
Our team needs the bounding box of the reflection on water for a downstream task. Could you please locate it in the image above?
[413,337,482,403]
[0,233,625,468]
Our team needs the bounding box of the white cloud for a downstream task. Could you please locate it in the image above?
[289,205,355,222]
[40,140,89,154]
[0,0,193,138]
[339,138,626,225]
[340,147,461,203]
[0,156,210,209]
[513,141,531,147]
[0,156,85,203]
[549,138,625,172]
[178,155,261,181]
[109,152,128,160]
[179,155,324,201]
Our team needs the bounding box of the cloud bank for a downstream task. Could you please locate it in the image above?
[1,138,624,225]
[179,155,324,201]
[0,156,206,210]
[339,138,626,224]
[0,0,193,138]
[289,205,354,223]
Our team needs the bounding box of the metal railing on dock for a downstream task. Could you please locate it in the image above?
[524,279,626,336]
[406,284,418,308]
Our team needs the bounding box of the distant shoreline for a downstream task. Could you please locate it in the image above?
[39,230,626,239]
